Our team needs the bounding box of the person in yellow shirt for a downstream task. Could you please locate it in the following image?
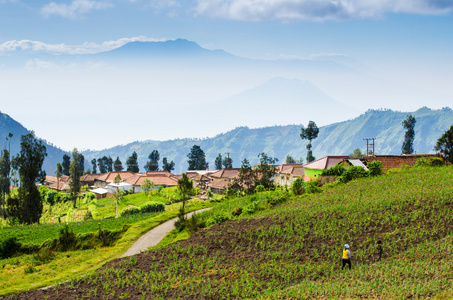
[342,244,352,270]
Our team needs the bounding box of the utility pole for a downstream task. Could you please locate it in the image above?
[363,138,376,156]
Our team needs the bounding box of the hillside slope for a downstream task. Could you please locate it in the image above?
[83,107,453,173]
[9,166,453,299]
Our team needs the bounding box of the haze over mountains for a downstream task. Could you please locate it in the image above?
[2,107,452,175]
[1,39,451,151]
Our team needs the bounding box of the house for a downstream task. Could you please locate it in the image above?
[209,179,231,194]
[124,173,178,193]
[303,156,349,182]
[275,165,305,186]
[209,168,240,181]
[44,175,70,191]
[106,182,133,193]
[91,187,109,200]
[90,171,137,188]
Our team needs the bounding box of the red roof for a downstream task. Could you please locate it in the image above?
[280,166,304,177]
[303,156,349,170]
[209,168,240,180]
[125,174,178,187]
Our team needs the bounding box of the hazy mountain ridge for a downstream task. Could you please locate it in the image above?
[82,107,453,174]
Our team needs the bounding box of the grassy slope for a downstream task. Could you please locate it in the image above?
[0,201,212,297]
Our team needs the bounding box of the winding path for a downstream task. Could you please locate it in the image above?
[122,207,212,257]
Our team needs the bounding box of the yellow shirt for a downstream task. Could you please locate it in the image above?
[343,249,350,259]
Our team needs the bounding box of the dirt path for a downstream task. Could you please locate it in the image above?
[122,207,211,257]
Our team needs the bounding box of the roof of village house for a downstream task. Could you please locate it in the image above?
[125,174,178,186]
[209,179,231,189]
[145,171,173,176]
[209,168,240,179]
[45,175,70,183]
[361,154,442,169]
[91,188,108,194]
[191,174,212,181]
[303,156,349,170]
[81,173,106,182]
[280,166,305,177]
[346,158,369,171]
[104,171,137,183]
[276,164,303,172]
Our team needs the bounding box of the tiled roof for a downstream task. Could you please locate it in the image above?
[191,174,211,181]
[280,166,305,177]
[125,174,178,186]
[104,171,137,183]
[209,179,231,189]
[209,168,240,179]
[145,171,173,177]
[303,156,349,170]
[276,164,303,172]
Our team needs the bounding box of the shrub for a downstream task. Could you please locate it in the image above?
[337,167,368,183]
[290,177,305,195]
[321,164,346,176]
[186,213,206,234]
[368,161,383,176]
[46,190,58,206]
[58,224,76,251]
[140,202,165,213]
[255,185,265,193]
[232,207,243,216]
[0,237,22,259]
[84,210,93,221]
[121,206,141,217]
[243,201,263,215]
[206,213,230,227]
[305,179,322,194]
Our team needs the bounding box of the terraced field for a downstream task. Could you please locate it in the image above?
[5,166,453,299]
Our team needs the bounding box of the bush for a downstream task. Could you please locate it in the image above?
[255,185,265,193]
[305,179,322,194]
[290,177,305,195]
[415,157,444,167]
[140,202,165,213]
[368,161,383,176]
[243,201,263,215]
[321,164,346,176]
[58,224,76,251]
[0,237,22,259]
[121,206,141,217]
[206,213,230,227]
[186,213,205,235]
[46,190,58,206]
[232,207,243,216]
[337,167,368,184]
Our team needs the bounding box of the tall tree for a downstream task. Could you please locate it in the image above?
[8,132,47,224]
[0,149,10,219]
[255,153,278,189]
[91,158,97,174]
[187,145,208,170]
[233,158,257,194]
[402,115,416,154]
[55,163,63,191]
[126,151,139,172]
[162,157,175,172]
[62,154,71,176]
[78,153,85,176]
[435,125,453,164]
[113,173,124,217]
[69,148,82,208]
[300,121,319,163]
[141,179,154,196]
[215,154,223,170]
[114,156,123,172]
[144,150,160,171]
[178,173,194,210]
[106,156,113,172]
[222,156,233,169]
[285,154,296,164]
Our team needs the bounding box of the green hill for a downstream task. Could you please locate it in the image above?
[9,165,453,299]
[83,107,453,173]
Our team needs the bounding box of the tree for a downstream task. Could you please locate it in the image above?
[233,158,257,194]
[106,156,113,172]
[402,115,416,154]
[141,179,154,196]
[91,158,97,174]
[162,157,175,172]
[113,173,124,218]
[435,125,453,164]
[300,121,319,163]
[62,154,71,176]
[349,148,365,158]
[178,173,194,210]
[78,153,85,176]
[187,145,208,170]
[144,150,160,171]
[0,149,10,219]
[285,155,296,164]
[215,154,223,170]
[255,153,278,189]
[126,151,139,172]
[223,156,233,169]
[114,156,123,172]
[55,163,63,191]
[69,148,82,208]
[8,132,47,224]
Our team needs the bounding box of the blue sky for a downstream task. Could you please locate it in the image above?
[0,0,453,150]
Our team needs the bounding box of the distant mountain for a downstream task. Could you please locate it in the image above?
[213,77,359,128]
[0,112,68,175]
[82,107,453,174]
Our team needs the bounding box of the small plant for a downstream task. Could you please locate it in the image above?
[368,160,383,176]
[232,207,243,216]
[290,177,305,195]
[129,257,137,266]
[24,264,37,274]
[255,185,265,193]
[58,223,76,251]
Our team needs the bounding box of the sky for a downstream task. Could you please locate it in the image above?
[0,0,453,151]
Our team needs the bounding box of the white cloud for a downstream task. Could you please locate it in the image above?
[41,0,113,18]
[194,0,453,21]
[0,36,167,55]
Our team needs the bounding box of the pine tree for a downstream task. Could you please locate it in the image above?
[402,115,416,154]
[187,145,208,170]
[300,121,319,163]
[126,151,139,172]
